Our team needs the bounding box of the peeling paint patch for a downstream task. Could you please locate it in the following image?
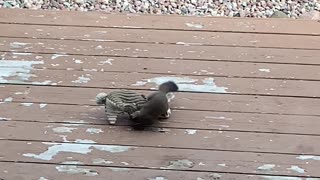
[209,173,222,179]
[0,117,11,121]
[92,158,113,165]
[132,76,228,93]
[257,164,275,171]
[72,75,90,84]
[108,167,130,172]
[185,129,197,135]
[0,60,43,83]
[287,166,305,174]
[12,52,33,56]
[148,177,168,180]
[21,103,33,107]
[74,59,83,64]
[4,97,13,102]
[62,161,84,165]
[56,165,98,176]
[185,23,203,29]
[10,42,30,48]
[205,116,233,120]
[38,177,49,180]
[98,59,114,65]
[86,128,103,134]
[51,54,68,60]
[259,69,271,72]
[218,163,226,167]
[52,127,77,133]
[166,159,194,169]
[261,176,301,180]
[32,80,52,85]
[40,103,47,108]
[296,155,320,161]
[23,142,133,161]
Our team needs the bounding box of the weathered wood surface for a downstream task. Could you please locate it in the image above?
[1,8,320,179]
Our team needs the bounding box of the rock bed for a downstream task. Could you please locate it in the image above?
[0,0,319,19]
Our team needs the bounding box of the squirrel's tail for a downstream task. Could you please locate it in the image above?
[159,81,179,94]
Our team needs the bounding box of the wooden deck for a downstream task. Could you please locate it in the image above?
[0,8,320,180]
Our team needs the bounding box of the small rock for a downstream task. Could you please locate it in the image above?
[300,10,320,20]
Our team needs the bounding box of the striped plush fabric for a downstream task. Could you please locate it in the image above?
[96,90,147,124]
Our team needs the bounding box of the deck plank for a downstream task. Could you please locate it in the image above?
[1,102,319,135]
[1,121,320,154]
[1,24,320,50]
[1,37,320,65]
[1,140,319,177]
[1,85,319,116]
[0,8,320,35]
[2,52,320,81]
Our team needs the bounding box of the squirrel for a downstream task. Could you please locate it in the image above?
[130,81,178,129]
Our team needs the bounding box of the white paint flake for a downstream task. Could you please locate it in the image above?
[257,164,275,171]
[287,166,305,174]
[55,165,98,176]
[98,59,114,65]
[0,117,11,121]
[38,177,49,180]
[148,177,168,180]
[131,81,147,86]
[21,103,33,107]
[72,75,90,84]
[92,158,113,165]
[52,127,77,133]
[32,80,52,85]
[185,23,204,29]
[51,54,68,60]
[218,163,226,167]
[205,116,233,120]
[4,97,13,102]
[259,69,271,72]
[12,52,33,56]
[74,59,83,64]
[86,128,103,134]
[296,155,320,161]
[23,142,132,161]
[10,42,30,48]
[261,176,301,180]
[185,129,197,135]
[40,103,47,108]
[108,167,130,172]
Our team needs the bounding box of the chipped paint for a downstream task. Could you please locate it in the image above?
[4,97,13,102]
[0,117,11,121]
[0,60,43,83]
[72,75,90,84]
[40,103,47,108]
[166,159,194,169]
[185,129,197,135]
[56,165,98,176]
[32,80,52,85]
[86,128,103,134]
[52,127,77,133]
[23,142,132,161]
[185,23,203,29]
[10,42,30,48]
[205,116,233,120]
[21,103,33,107]
[261,176,301,180]
[287,165,305,174]
[74,59,83,64]
[98,59,114,65]
[259,69,271,72]
[51,54,68,60]
[92,158,113,165]
[108,167,130,172]
[12,52,33,56]
[296,155,320,161]
[218,163,227,167]
[62,161,84,165]
[38,177,49,180]
[148,177,168,180]
[132,76,228,93]
[257,164,275,171]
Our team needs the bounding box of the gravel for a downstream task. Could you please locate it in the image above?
[0,0,319,19]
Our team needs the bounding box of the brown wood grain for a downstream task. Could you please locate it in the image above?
[1,37,320,65]
[0,8,319,35]
[1,140,319,177]
[1,24,320,50]
[3,52,320,81]
[1,85,319,116]
[1,121,320,155]
[1,68,319,98]
[1,102,319,135]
